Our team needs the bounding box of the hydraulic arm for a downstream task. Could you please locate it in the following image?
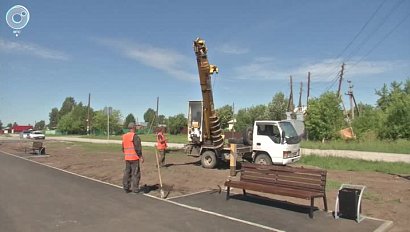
[193,38,224,149]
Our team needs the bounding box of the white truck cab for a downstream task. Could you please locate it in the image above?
[252,120,301,165]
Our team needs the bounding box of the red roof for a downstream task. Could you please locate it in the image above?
[12,125,33,132]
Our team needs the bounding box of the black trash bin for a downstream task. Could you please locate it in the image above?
[335,184,365,222]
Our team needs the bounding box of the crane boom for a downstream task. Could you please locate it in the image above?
[193,38,224,148]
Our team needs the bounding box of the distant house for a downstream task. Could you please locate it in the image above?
[227,119,237,131]
[136,122,148,130]
[12,125,33,133]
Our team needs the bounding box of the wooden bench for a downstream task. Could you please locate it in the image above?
[25,141,45,155]
[224,163,328,218]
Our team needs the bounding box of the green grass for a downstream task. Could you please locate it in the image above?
[300,155,410,175]
[79,133,188,143]
[301,139,410,154]
[326,179,342,190]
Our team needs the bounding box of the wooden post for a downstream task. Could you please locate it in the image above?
[230,143,237,176]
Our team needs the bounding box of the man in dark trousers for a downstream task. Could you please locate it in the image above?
[156,128,168,167]
[122,122,144,193]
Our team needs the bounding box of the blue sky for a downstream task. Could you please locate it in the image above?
[1,0,409,125]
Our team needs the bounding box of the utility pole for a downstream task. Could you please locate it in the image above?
[298,81,303,111]
[287,75,294,112]
[87,93,91,136]
[105,106,112,140]
[347,80,354,120]
[337,63,345,98]
[306,72,310,109]
[156,96,159,127]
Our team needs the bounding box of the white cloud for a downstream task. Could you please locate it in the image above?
[0,38,69,60]
[232,58,409,82]
[217,43,249,55]
[95,38,196,81]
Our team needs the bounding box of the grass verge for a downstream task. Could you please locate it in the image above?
[301,139,410,154]
[79,134,188,144]
[300,155,410,175]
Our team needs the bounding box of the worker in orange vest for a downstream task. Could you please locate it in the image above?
[156,128,168,167]
[122,122,144,193]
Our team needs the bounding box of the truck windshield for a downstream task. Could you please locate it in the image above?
[279,122,301,144]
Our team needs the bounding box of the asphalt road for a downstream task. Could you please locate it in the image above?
[0,151,271,232]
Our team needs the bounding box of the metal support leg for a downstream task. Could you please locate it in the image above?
[309,198,314,218]
[323,195,328,212]
[242,189,246,196]
[226,186,230,200]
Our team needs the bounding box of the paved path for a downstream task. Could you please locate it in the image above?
[46,136,185,149]
[0,150,392,232]
[0,151,271,232]
[301,148,410,163]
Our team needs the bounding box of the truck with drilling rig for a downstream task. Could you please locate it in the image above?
[185,38,301,169]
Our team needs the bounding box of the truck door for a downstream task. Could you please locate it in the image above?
[253,122,283,163]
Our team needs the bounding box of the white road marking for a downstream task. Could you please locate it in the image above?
[0,149,283,232]
[167,189,217,200]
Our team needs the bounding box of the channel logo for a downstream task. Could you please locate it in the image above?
[6,5,30,37]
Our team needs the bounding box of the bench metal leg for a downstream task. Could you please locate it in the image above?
[226,186,230,200]
[323,195,328,212]
[309,198,314,218]
[242,189,246,196]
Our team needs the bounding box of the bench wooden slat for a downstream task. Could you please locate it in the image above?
[226,181,324,199]
[225,163,328,218]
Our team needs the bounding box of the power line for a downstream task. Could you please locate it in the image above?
[349,11,410,69]
[319,0,388,83]
[337,0,388,60]
[343,0,406,63]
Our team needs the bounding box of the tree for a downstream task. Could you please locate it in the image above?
[57,102,89,134]
[92,109,122,135]
[7,123,12,128]
[49,108,59,128]
[158,115,166,125]
[167,114,187,134]
[376,80,410,140]
[0,120,2,130]
[59,97,76,119]
[216,105,233,130]
[266,92,288,120]
[234,105,269,132]
[305,92,344,141]
[352,104,381,139]
[123,113,136,129]
[143,108,157,128]
[34,120,46,130]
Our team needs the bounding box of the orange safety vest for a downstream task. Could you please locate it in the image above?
[156,132,167,150]
[122,132,139,161]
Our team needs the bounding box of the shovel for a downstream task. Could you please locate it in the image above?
[155,149,166,198]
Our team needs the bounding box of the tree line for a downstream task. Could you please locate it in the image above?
[46,97,188,135]
[4,79,406,141]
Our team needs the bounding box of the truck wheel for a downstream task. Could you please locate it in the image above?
[201,150,217,169]
[243,126,253,145]
[254,153,272,165]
